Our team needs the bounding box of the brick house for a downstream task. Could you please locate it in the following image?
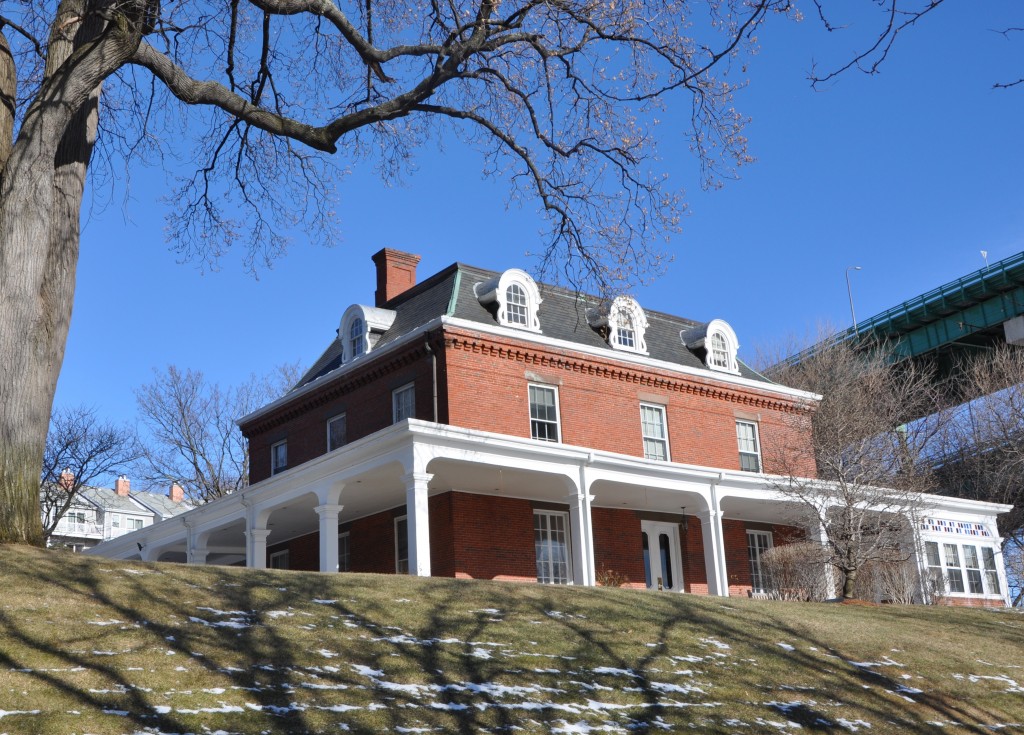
[89,250,1013,604]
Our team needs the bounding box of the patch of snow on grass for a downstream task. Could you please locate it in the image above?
[836,718,872,731]
[0,710,40,718]
[470,648,493,659]
[87,619,123,626]
[701,638,731,650]
[312,598,337,604]
[591,667,637,678]
[777,643,795,651]
[266,610,294,618]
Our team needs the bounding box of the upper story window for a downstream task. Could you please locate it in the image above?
[681,318,740,374]
[736,421,761,473]
[393,383,416,423]
[475,269,542,331]
[589,295,648,354]
[339,305,397,364]
[640,403,669,461]
[271,440,288,475]
[327,413,347,451]
[529,384,560,442]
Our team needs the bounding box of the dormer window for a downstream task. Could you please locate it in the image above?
[590,296,648,354]
[339,305,397,363]
[349,318,365,358]
[681,319,740,374]
[475,269,542,331]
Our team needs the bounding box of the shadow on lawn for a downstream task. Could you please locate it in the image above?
[0,547,1020,734]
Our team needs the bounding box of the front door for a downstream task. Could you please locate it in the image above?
[641,521,683,591]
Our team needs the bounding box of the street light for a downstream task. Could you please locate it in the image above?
[846,266,862,336]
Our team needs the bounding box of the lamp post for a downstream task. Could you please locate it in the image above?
[846,266,862,336]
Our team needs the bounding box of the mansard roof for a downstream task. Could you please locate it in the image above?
[295,262,772,389]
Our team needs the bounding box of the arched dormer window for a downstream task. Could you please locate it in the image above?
[339,305,397,363]
[475,269,542,331]
[681,319,740,374]
[589,296,648,354]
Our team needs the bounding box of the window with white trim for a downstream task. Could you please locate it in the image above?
[736,421,762,473]
[349,318,365,358]
[128,517,144,531]
[327,413,347,451]
[640,404,669,461]
[475,269,542,331]
[709,332,730,370]
[615,312,636,349]
[338,531,350,572]
[682,319,739,373]
[925,540,1002,596]
[110,513,122,529]
[506,283,530,326]
[395,516,409,574]
[529,385,560,442]
[392,383,415,423]
[534,511,571,584]
[269,549,290,569]
[271,440,288,475]
[747,530,773,593]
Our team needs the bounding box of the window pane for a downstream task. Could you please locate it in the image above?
[535,512,569,584]
[350,318,365,357]
[642,532,651,587]
[737,422,761,473]
[947,569,965,594]
[967,569,984,594]
[641,405,668,461]
[658,533,674,590]
[963,545,980,569]
[982,547,998,571]
[925,541,941,567]
[328,415,347,451]
[943,544,960,568]
[393,386,415,423]
[529,386,559,442]
[985,571,1001,595]
[506,284,529,325]
[616,313,636,348]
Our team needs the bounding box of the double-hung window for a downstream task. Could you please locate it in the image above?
[271,440,288,475]
[327,414,347,451]
[506,284,530,326]
[392,383,416,423]
[529,385,560,442]
[534,511,571,584]
[736,421,762,473]
[640,404,669,461]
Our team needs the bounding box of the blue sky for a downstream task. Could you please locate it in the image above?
[55,1,1023,464]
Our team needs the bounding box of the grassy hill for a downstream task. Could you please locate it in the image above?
[0,546,1022,734]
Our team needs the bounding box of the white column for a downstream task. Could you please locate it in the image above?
[188,545,209,565]
[246,529,271,569]
[403,472,433,577]
[814,520,837,598]
[697,508,728,596]
[565,487,596,586]
[315,504,344,573]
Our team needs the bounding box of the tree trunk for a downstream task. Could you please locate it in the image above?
[842,568,858,599]
[0,3,141,545]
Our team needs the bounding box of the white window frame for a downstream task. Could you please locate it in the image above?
[349,317,365,358]
[924,540,1002,598]
[640,403,670,461]
[338,531,351,572]
[606,296,649,354]
[475,269,543,332]
[395,516,409,574]
[747,530,773,593]
[736,421,762,473]
[392,383,416,424]
[110,513,121,529]
[269,549,290,570]
[128,517,144,531]
[271,440,288,475]
[528,384,560,442]
[327,413,347,452]
[534,510,572,585]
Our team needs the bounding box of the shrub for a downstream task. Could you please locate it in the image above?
[761,542,833,601]
[596,564,629,588]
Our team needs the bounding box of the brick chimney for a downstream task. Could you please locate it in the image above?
[372,248,421,307]
[114,475,131,497]
[169,482,184,504]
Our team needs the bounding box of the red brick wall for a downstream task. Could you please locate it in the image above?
[449,493,538,582]
[724,520,802,597]
[243,335,446,484]
[443,326,815,476]
[682,515,709,595]
[592,507,646,588]
[941,596,1006,608]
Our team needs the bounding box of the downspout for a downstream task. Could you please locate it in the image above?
[424,334,438,423]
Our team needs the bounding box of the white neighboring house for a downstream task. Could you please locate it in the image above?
[46,475,192,552]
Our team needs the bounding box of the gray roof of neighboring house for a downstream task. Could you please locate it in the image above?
[296,262,771,389]
[79,487,151,515]
[131,491,193,520]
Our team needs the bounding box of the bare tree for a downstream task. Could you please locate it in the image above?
[0,0,1006,543]
[765,335,944,599]
[134,363,299,504]
[40,406,141,543]
[935,346,1024,606]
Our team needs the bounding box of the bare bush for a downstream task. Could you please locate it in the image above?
[761,542,834,602]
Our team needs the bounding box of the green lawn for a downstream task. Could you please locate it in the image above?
[0,545,1021,734]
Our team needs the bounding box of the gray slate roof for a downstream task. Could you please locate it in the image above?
[79,487,150,514]
[131,491,193,520]
[297,262,770,388]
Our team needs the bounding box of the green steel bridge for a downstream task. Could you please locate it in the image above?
[781,251,1024,382]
